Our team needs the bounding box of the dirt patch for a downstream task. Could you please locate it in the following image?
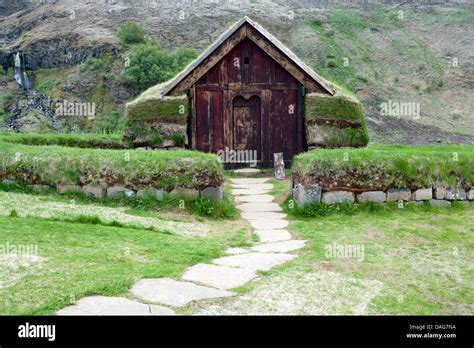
[0,253,45,290]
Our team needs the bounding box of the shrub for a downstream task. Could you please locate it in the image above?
[124,42,197,91]
[292,145,474,191]
[117,22,145,45]
[0,141,224,191]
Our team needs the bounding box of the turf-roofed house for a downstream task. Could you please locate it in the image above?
[125,17,369,166]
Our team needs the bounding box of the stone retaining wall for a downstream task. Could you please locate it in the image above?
[2,179,223,202]
[293,183,473,207]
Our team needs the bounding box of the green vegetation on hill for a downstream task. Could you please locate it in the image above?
[124,42,197,91]
[306,8,376,92]
[292,145,474,190]
[79,56,109,73]
[0,91,14,124]
[306,7,443,93]
[118,21,146,45]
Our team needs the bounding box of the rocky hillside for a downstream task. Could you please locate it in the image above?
[0,0,473,144]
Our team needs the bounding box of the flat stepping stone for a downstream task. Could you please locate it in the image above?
[225,247,250,255]
[231,183,274,190]
[130,278,235,307]
[241,211,287,220]
[213,252,296,271]
[182,264,258,290]
[230,178,269,184]
[57,296,175,316]
[235,194,275,203]
[255,229,292,243]
[232,168,261,176]
[251,240,307,253]
[237,203,282,212]
[249,218,289,230]
[232,189,270,196]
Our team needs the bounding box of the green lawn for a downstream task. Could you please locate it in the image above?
[0,215,247,315]
[282,205,474,314]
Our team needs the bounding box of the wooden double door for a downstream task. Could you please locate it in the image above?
[192,38,304,165]
[193,87,302,165]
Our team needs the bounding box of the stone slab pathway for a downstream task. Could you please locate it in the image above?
[232,189,270,196]
[234,194,275,203]
[251,240,307,253]
[183,264,258,290]
[130,278,235,307]
[213,252,296,271]
[249,218,289,230]
[236,202,283,212]
[56,176,307,315]
[241,211,287,220]
[57,296,175,316]
[255,229,293,242]
[225,247,249,255]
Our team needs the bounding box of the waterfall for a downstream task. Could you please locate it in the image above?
[13,52,33,90]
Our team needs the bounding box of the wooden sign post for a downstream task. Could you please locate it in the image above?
[274,152,285,180]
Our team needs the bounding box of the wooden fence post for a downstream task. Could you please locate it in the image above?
[274,152,285,180]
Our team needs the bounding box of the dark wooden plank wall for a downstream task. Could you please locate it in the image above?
[194,38,303,163]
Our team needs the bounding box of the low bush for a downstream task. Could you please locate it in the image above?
[0,132,126,149]
[0,142,224,191]
[292,145,474,190]
[124,42,197,91]
[117,21,145,45]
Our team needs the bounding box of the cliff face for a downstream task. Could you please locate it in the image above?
[0,0,473,144]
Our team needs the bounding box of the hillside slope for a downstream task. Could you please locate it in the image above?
[0,0,473,144]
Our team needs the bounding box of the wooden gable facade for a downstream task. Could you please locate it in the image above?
[163,17,334,165]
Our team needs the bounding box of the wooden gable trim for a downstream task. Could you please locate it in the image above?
[164,22,248,96]
[245,26,325,94]
[163,17,334,96]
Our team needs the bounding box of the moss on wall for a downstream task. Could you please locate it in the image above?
[304,89,369,148]
[124,83,189,148]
